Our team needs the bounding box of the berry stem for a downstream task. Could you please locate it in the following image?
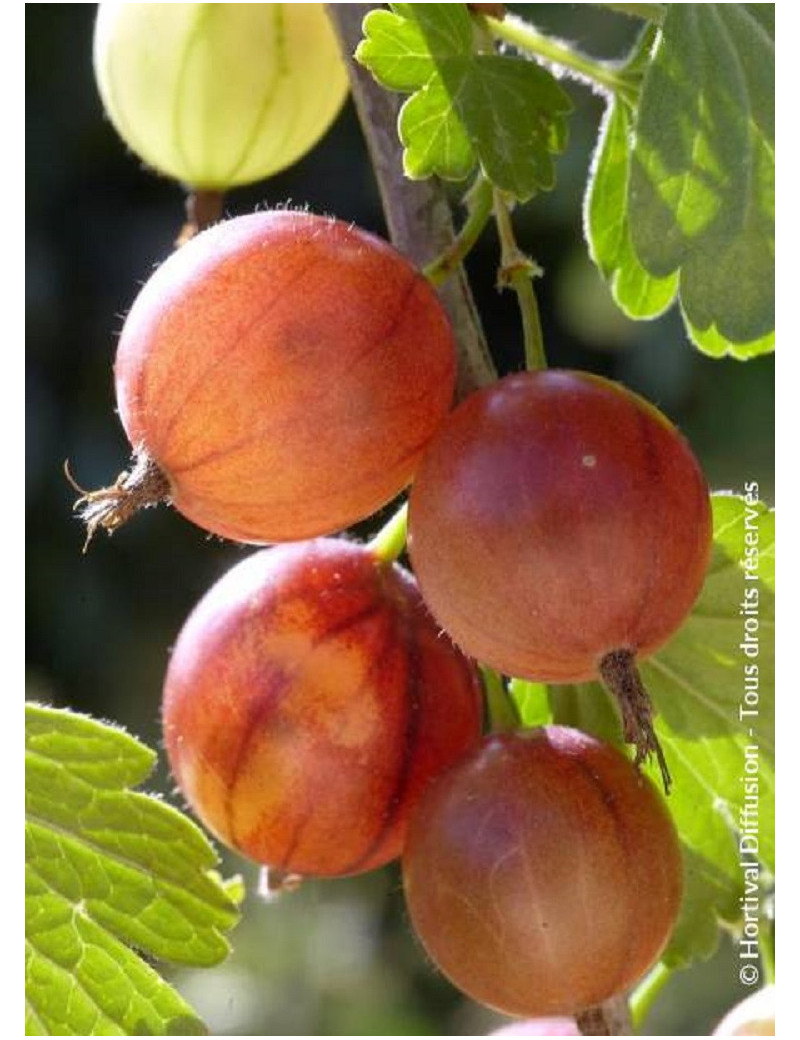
[481,12,642,106]
[368,502,409,565]
[481,666,521,732]
[423,175,494,288]
[629,960,672,1030]
[176,189,225,247]
[493,189,547,372]
[598,649,671,794]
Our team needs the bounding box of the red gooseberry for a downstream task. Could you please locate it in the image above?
[162,538,483,878]
[408,369,713,785]
[403,726,684,1018]
[76,210,456,545]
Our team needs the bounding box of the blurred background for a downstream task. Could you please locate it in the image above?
[26,4,774,1036]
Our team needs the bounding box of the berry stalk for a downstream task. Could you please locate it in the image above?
[493,188,547,372]
[629,961,672,1030]
[368,502,409,565]
[176,189,225,247]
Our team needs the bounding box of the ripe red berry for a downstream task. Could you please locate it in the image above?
[162,539,483,878]
[403,727,683,1018]
[78,210,456,545]
[408,370,712,783]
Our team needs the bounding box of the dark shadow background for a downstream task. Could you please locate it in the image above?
[26,4,774,1035]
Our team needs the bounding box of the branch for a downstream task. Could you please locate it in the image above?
[325,3,497,400]
[327,11,634,1037]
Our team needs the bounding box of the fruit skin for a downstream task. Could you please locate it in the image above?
[714,986,775,1035]
[93,4,348,188]
[114,210,456,543]
[162,538,483,878]
[403,726,683,1018]
[408,369,712,682]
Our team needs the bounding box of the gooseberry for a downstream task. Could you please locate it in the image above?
[77,210,456,545]
[408,370,712,783]
[93,3,349,189]
[714,986,775,1036]
[403,726,683,1018]
[489,1019,579,1035]
[162,538,483,878]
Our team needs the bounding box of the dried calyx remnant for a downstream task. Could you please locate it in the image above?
[599,648,671,794]
[576,998,633,1036]
[67,448,171,552]
[258,867,304,902]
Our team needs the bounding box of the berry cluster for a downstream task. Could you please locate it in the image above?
[83,4,719,1028]
[80,206,708,1021]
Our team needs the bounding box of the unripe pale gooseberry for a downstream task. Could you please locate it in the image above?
[93,3,348,188]
[408,370,712,785]
[78,210,456,545]
[162,538,484,878]
[403,727,683,1018]
[714,987,775,1035]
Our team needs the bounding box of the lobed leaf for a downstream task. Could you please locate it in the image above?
[25,704,241,1036]
[510,493,775,966]
[585,8,774,358]
[356,3,572,199]
[628,5,775,357]
[585,96,678,319]
[683,312,775,360]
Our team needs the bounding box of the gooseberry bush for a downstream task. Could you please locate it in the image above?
[25,3,774,1037]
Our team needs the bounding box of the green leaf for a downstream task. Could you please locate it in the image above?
[628,5,774,357]
[399,77,476,182]
[356,3,572,199]
[683,311,775,360]
[26,704,241,1036]
[352,7,436,91]
[513,494,774,967]
[586,96,679,319]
